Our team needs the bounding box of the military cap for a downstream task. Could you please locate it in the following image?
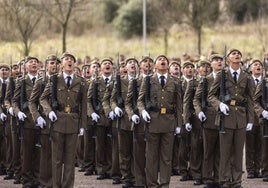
[154,55,169,64]
[119,61,126,67]
[125,57,139,65]
[100,58,113,65]
[0,64,10,70]
[90,60,101,67]
[227,48,242,57]
[140,56,153,64]
[182,61,195,69]
[209,53,223,62]
[198,60,211,67]
[81,63,91,70]
[25,56,39,64]
[169,58,181,68]
[249,59,263,67]
[61,52,76,62]
[46,54,61,64]
[11,64,18,69]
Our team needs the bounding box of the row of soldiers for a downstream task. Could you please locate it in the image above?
[0,50,267,188]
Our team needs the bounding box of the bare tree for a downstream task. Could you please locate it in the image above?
[1,0,43,56]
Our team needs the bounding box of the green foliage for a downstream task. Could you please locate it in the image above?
[113,0,156,38]
[102,0,120,23]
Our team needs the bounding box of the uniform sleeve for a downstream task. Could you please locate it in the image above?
[29,79,42,121]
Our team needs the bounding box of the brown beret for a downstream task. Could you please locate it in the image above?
[140,56,154,64]
[25,56,39,64]
[0,64,10,70]
[125,58,138,65]
[154,55,169,64]
[90,60,101,67]
[182,61,195,69]
[249,59,263,67]
[61,52,76,62]
[46,54,61,64]
[101,58,113,65]
[198,60,211,67]
[209,54,223,61]
[169,60,181,68]
[227,48,242,57]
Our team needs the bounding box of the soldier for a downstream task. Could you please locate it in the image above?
[137,55,183,187]
[40,52,87,188]
[12,56,41,188]
[246,59,263,179]
[87,58,114,180]
[193,54,223,188]
[208,49,254,188]
[4,62,22,184]
[179,61,195,181]
[29,55,61,188]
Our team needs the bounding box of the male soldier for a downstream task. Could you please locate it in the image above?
[81,62,98,176]
[29,55,61,188]
[246,59,263,179]
[184,60,211,186]
[4,62,22,184]
[120,61,128,76]
[88,58,114,180]
[193,54,223,188]
[138,55,183,187]
[179,61,195,181]
[40,52,87,188]
[208,49,254,188]
[110,57,139,187]
[125,56,153,187]
[169,59,182,176]
[12,56,41,188]
[0,64,10,176]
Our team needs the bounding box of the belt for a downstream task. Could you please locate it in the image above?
[149,107,175,114]
[58,106,79,113]
[226,100,245,107]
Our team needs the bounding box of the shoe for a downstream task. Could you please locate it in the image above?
[247,172,255,179]
[112,178,122,184]
[180,174,192,181]
[4,173,13,180]
[13,178,21,184]
[84,170,94,176]
[203,183,214,188]
[122,181,134,188]
[96,173,111,180]
[263,176,268,182]
[193,179,203,185]
[172,169,180,176]
[0,168,7,176]
[255,172,262,178]
[78,167,86,172]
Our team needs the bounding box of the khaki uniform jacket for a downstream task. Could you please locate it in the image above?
[137,73,183,133]
[4,77,17,111]
[208,68,254,129]
[88,76,114,127]
[193,74,218,129]
[254,78,268,120]
[0,79,7,115]
[40,73,87,134]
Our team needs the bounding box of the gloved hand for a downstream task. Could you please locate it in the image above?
[141,110,151,123]
[246,123,253,131]
[91,112,100,123]
[79,128,84,136]
[131,114,140,124]
[108,111,115,120]
[262,110,268,120]
[175,127,181,134]
[219,102,229,115]
[198,111,206,122]
[18,111,27,121]
[0,113,7,121]
[49,111,57,122]
[8,107,14,116]
[114,106,123,117]
[36,116,46,129]
[185,123,192,132]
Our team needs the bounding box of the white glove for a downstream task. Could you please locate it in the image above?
[198,111,206,122]
[262,110,268,120]
[79,128,84,136]
[246,123,253,131]
[219,102,229,115]
[17,111,27,121]
[108,111,116,120]
[91,112,100,123]
[8,107,14,116]
[175,127,181,134]
[36,116,46,129]
[114,106,123,117]
[0,113,7,121]
[131,114,140,124]
[48,111,57,122]
[185,123,192,132]
[141,110,151,123]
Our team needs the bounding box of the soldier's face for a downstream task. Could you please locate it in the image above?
[26,59,38,73]
[140,59,151,73]
[90,64,100,77]
[227,51,242,65]
[250,61,263,76]
[169,64,181,77]
[0,67,10,79]
[211,58,223,72]
[198,64,211,76]
[62,56,75,73]
[101,61,113,75]
[126,60,139,75]
[183,65,194,77]
[82,66,91,78]
[47,60,59,75]
[12,66,20,77]
[120,65,127,75]
[155,57,169,72]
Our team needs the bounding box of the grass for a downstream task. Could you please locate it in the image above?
[0,21,267,64]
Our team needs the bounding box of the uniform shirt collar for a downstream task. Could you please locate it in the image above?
[229,67,241,78]
[63,72,74,80]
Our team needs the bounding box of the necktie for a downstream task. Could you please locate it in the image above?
[66,76,71,87]
[255,78,259,85]
[2,80,6,99]
[160,76,165,87]
[233,72,237,83]
[105,78,109,85]
[32,77,36,85]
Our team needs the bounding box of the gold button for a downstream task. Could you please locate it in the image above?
[67,89,70,92]
[162,97,164,99]
[235,94,237,96]
[160,104,163,107]
[162,89,164,91]
[235,107,238,110]
[235,86,237,89]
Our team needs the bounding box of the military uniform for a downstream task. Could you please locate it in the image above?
[40,73,87,188]
[208,68,254,187]
[193,73,220,186]
[137,72,183,187]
